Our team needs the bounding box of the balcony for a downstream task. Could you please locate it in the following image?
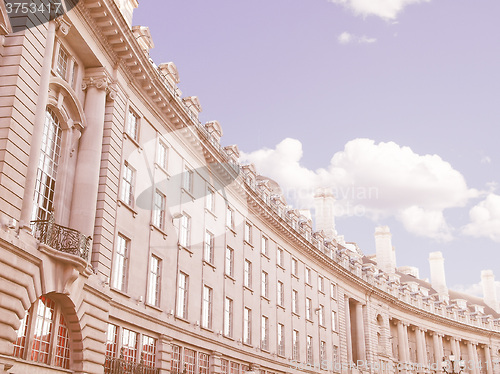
[104,355,159,374]
[31,214,91,261]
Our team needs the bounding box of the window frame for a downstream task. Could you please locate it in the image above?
[176,272,189,319]
[201,285,213,329]
[152,190,166,229]
[126,107,140,142]
[120,162,135,207]
[112,234,129,291]
[147,255,161,307]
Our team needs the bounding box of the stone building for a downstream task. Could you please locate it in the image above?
[0,1,499,373]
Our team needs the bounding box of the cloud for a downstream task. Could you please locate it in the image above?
[481,155,491,164]
[338,32,377,44]
[462,194,500,242]
[241,138,478,241]
[452,280,500,300]
[328,0,431,20]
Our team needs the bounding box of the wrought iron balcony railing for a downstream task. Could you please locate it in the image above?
[31,214,91,261]
[104,355,159,374]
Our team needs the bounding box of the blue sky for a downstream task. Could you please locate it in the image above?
[135,0,500,295]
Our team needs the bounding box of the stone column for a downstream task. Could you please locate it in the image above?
[485,345,494,374]
[69,68,112,237]
[211,351,222,374]
[468,341,478,374]
[416,328,426,368]
[473,344,480,374]
[355,302,366,363]
[345,296,353,364]
[433,333,444,367]
[157,335,173,373]
[403,323,410,363]
[452,338,461,359]
[19,20,58,228]
[398,321,407,363]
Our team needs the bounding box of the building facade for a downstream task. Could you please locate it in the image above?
[0,1,499,374]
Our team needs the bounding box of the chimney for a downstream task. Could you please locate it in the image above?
[375,226,396,274]
[314,188,336,239]
[481,270,499,313]
[429,251,448,295]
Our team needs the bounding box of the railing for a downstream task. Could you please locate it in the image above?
[31,214,91,261]
[104,355,159,374]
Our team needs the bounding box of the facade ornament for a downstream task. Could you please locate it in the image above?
[55,17,71,36]
[82,76,110,91]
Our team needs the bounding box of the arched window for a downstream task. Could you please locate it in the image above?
[13,295,71,369]
[32,108,62,221]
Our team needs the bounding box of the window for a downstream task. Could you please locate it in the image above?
[261,271,268,298]
[261,316,269,351]
[277,281,284,307]
[230,362,239,374]
[277,247,284,267]
[305,267,312,285]
[112,234,129,291]
[226,206,234,229]
[319,304,325,326]
[221,359,229,374]
[292,330,299,361]
[292,258,298,277]
[204,231,214,264]
[318,275,324,293]
[104,324,118,372]
[331,310,337,331]
[199,353,210,374]
[183,166,193,193]
[142,335,157,368]
[120,162,135,206]
[306,298,312,320]
[224,297,233,337]
[244,222,252,243]
[157,141,168,170]
[277,323,285,356]
[122,328,138,363]
[333,345,339,369]
[320,341,327,364]
[32,109,62,221]
[147,255,161,307]
[330,283,337,299]
[184,348,196,374]
[179,213,191,248]
[202,286,212,329]
[225,247,234,277]
[261,236,268,256]
[306,336,313,364]
[13,296,71,368]
[292,290,299,314]
[204,187,215,214]
[153,190,165,229]
[127,108,139,141]
[176,272,189,318]
[244,307,251,344]
[56,46,68,79]
[70,61,78,87]
[244,260,252,288]
[172,345,182,374]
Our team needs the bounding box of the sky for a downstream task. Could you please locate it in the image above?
[134,0,500,296]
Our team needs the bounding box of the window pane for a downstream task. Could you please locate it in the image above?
[31,296,55,364]
[54,314,70,368]
[112,235,128,291]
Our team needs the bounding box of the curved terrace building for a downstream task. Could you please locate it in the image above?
[0,1,499,373]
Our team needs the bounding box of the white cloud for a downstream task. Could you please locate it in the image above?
[241,138,478,241]
[338,31,377,44]
[452,280,500,300]
[463,194,500,242]
[481,155,492,164]
[328,0,431,20]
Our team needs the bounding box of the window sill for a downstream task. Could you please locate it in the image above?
[200,326,214,333]
[292,312,301,318]
[12,358,73,373]
[226,226,237,237]
[243,285,254,294]
[223,335,235,341]
[243,239,253,248]
[203,260,216,272]
[145,302,163,312]
[276,264,285,271]
[175,316,190,324]
[110,287,131,298]
[205,208,217,219]
[261,296,270,304]
[292,274,299,280]
[150,224,168,239]
[243,342,253,348]
[319,290,325,296]
[277,304,285,311]
[154,162,170,177]
[306,318,314,323]
[305,282,312,288]
[261,252,270,261]
[181,187,195,201]
[118,199,138,217]
[123,131,142,150]
[178,244,193,257]
[224,274,236,284]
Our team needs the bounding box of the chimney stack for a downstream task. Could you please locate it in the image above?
[375,226,396,274]
[481,270,499,313]
[429,252,448,296]
[314,188,336,239]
